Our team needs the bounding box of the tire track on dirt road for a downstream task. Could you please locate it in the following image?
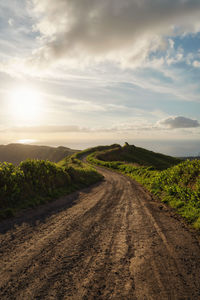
[0,165,200,299]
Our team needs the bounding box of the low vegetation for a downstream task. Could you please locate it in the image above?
[87,144,200,229]
[96,143,181,170]
[0,155,103,220]
[1,142,200,229]
[58,150,104,188]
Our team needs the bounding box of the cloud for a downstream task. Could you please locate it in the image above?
[0,125,90,134]
[29,0,200,67]
[8,18,14,26]
[158,116,200,129]
[193,60,200,68]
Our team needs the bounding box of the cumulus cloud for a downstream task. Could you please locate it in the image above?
[29,0,200,67]
[158,116,200,129]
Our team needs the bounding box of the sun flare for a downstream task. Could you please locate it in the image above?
[9,86,42,123]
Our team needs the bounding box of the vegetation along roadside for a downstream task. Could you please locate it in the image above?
[87,143,200,229]
[0,156,103,220]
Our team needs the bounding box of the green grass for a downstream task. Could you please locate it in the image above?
[0,154,103,220]
[2,142,199,229]
[87,145,200,230]
[60,153,104,187]
[0,160,70,220]
[96,143,181,170]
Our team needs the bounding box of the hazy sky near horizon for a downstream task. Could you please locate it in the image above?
[0,0,200,155]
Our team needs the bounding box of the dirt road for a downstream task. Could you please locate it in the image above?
[0,166,200,299]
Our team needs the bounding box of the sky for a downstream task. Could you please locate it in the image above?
[0,0,200,156]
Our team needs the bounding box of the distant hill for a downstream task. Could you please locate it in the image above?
[0,143,78,165]
[96,143,181,170]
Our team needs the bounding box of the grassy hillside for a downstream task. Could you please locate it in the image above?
[0,143,78,165]
[87,144,200,229]
[58,143,120,167]
[96,143,181,170]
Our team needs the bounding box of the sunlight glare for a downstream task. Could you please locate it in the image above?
[9,87,42,123]
[17,139,37,144]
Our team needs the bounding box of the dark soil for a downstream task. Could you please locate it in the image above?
[0,166,200,299]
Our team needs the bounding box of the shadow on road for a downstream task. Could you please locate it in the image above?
[0,181,102,235]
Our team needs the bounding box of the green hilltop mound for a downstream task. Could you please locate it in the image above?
[0,143,78,165]
[96,143,181,170]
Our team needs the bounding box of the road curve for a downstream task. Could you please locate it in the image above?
[0,166,200,299]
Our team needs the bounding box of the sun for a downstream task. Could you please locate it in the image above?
[9,86,42,123]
